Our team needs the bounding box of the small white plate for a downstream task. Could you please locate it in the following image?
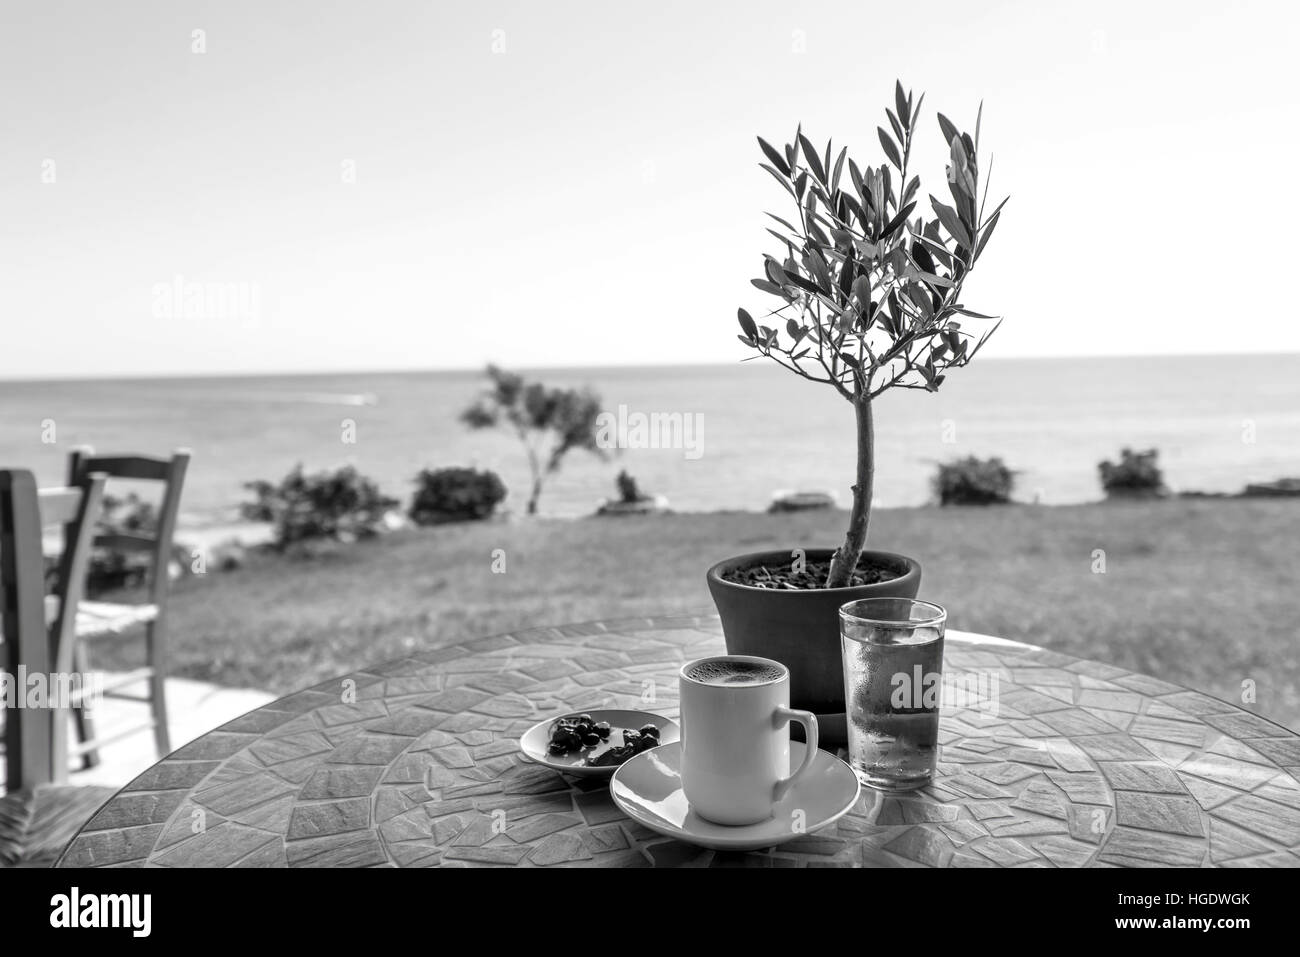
[609,741,860,851]
[519,709,680,778]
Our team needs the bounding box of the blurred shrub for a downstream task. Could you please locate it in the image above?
[409,467,507,525]
[241,464,400,549]
[86,494,157,593]
[615,470,650,504]
[934,456,1016,506]
[45,494,190,597]
[1099,448,1167,499]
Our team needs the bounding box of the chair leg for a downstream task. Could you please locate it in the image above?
[147,619,171,756]
[51,695,71,785]
[71,641,101,769]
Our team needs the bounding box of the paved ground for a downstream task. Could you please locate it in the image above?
[2,673,275,791]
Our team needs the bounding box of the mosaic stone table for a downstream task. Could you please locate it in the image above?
[58,615,1300,868]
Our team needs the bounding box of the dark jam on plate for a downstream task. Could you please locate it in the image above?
[546,714,662,767]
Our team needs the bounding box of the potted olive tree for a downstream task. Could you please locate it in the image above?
[708,81,1007,713]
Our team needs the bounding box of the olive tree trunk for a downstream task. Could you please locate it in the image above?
[524,444,543,515]
[825,396,874,587]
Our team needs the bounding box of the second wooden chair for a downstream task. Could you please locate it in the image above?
[64,448,190,768]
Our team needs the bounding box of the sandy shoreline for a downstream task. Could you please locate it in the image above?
[177,520,275,552]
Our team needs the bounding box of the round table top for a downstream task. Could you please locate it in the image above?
[59,615,1300,868]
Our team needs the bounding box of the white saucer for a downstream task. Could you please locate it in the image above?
[609,741,861,851]
[519,709,680,778]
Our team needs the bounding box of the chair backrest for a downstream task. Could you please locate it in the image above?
[67,448,190,606]
[1,469,105,791]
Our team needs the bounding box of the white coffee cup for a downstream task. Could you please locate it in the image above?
[678,654,820,826]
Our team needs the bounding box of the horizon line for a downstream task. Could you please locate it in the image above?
[2,349,1297,385]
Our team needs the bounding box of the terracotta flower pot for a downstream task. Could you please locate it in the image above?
[706,548,922,714]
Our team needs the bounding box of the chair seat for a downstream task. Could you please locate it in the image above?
[76,601,159,638]
[0,784,117,867]
[42,596,159,639]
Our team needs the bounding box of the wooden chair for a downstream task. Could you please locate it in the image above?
[64,448,190,768]
[1,468,116,867]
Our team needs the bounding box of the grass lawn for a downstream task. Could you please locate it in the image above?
[90,498,1300,732]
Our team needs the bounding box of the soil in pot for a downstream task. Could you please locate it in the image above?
[722,555,906,590]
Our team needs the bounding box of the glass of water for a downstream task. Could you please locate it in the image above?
[839,598,947,791]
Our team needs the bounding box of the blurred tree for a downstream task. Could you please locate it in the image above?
[461,365,607,515]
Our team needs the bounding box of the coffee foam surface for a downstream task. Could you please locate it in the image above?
[687,658,785,686]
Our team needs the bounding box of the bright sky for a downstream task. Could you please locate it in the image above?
[2,0,1296,378]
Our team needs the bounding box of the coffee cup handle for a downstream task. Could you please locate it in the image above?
[772,706,819,803]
